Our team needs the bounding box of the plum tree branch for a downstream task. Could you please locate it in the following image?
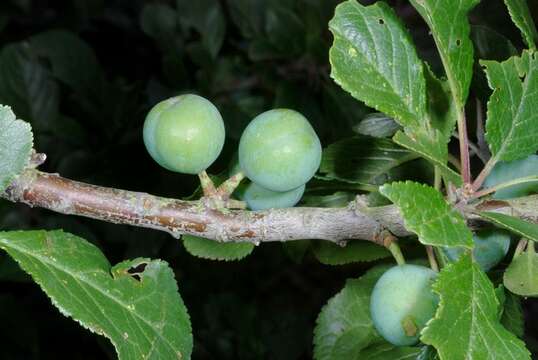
[2,170,538,245]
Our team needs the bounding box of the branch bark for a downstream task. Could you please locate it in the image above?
[2,170,538,245]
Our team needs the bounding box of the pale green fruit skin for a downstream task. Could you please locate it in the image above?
[238,109,322,192]
[241,183,305,210]
[143,94,225,174]
[484,155,538,199]
[443,230,511,271]
[370,265,438,346]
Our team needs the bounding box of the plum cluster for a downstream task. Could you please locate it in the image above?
[143,94,321,210]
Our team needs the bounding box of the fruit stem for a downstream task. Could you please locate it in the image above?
[434,166,442,191]
[434,247,448,269]
[198,170,217,197]
[426,246,439,272]
[381,231,405,265]
[216,171,246,198]
[513,238,528,259]
[528,240,535,254]
[226,199,247,210]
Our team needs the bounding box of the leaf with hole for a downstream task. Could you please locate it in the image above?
[0,230,193,360]
[410,0,480,107]
[329,0,427,130]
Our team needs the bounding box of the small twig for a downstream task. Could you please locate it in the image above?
[475,98,490,161]
[5,170,538,246]
[2,170,412,243]
[457,110,472,184]
[469,175,538,200]
[513,238,528,259]
[452,132,488,164]
[434,166,442,191]
[448,154,462,172]
[426,246,439,272]
[471,156,497,192]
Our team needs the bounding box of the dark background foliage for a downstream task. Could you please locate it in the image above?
[0,0,537,358]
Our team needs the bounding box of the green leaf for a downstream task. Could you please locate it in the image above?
[282,240,310,264]
[417,346,440,360]
[0,230,193,359]
[0,44,59,128]
[410,0,480,107]
[503,249,538,297]
[503,0,538,49]
[319,136,418,185]
[424,66,458,141]
[479,212,538,242]
[182,235,254,261]
[501,291,525,337]
[29,30,104,97]
[0,106,33,192]
[471,25,518,61]
[313,265,388,360]
[481,50,538,162]
[140,4,178,39]
[356,341,422,359]
[312,241,390,266]
[421,254,530,359]
[329,1,427,129]
[177,0,226,58]
[379,181,473,247]
[393,130,461,186]
[353,113,401,138]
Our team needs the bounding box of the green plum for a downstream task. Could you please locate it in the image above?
[443,230,510,271]
[370,264,438,346]
[238,109,322,192]
[483,155,538,199]
[229,153,305,210]
[242,183,305,210]
[143,94,225,174]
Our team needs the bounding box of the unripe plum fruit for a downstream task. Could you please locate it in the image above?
[241,182,305,211]
[238,109,322,192]
[143,94,225,174]
[443,230,510,271]
[483,155,538,199]
[229,153,305,210]
[370,264,438,346]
